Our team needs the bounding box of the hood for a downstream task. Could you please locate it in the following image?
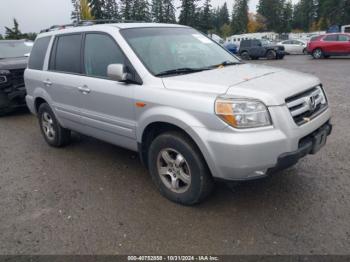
[0,57,28,70]
[162,63,320,106]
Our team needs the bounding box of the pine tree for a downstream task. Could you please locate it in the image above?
[257,0,284,32]
[280,1,293,33]
[219,2,230,26]
[317,0,350,28]
[163,0,176,23]
[211,7,220,32]
[120,0,133,20]
[71,0,81,22]
[179,0,198,26]
[104,0,119,19]
[291,0,318,31]
[89,0,105,19]
[152,0,163,22]
[199,0,212,33]
[231,0,249,34]
[132,0,151,21]
[5,19,23,40]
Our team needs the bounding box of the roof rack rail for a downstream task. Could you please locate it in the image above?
[79,19,146,24]
[40,19,147,33]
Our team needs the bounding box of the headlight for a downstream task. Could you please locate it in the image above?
[215,98,272,129]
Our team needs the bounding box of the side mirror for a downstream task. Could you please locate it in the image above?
[107,64,131,82]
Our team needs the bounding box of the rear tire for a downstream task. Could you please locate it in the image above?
[312,48,324,59]
[38,103,71,147]
[266,50,277,60]
[303,48,308,55]
[148,131,213,205]
[240,51,250,60]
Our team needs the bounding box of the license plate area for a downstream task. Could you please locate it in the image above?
[310,126,330,154]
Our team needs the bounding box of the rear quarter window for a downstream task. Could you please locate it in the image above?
[28,36,51,70]
[339,35,350,41]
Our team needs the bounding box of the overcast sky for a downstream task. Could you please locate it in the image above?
[0,0,299,35]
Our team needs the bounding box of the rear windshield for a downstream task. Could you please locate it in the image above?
[0,41,33,59]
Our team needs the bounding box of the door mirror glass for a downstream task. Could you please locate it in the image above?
[107,64,131,82]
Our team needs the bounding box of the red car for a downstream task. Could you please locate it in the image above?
[307,33,350,59]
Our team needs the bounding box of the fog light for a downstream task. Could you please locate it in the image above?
[0,76,7,84]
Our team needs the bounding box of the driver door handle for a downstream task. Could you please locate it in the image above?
[77,85,91,94]
[43,80,52,86]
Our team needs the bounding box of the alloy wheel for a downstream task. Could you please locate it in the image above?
[157,148,191,194]
[313,49,323,59]
[41,112,56,140]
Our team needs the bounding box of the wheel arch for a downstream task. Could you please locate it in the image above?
[34,97,47,114]
[138,120,213,176]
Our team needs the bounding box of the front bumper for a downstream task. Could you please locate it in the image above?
[193,106,331,181]
[276,50,286,57]
[266,122,332,175]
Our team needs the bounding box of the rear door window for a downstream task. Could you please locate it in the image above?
[50,34,82,74]
[28,36,51,70]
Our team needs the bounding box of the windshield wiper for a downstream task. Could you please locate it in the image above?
[155,67,209,77]
[207,61,242,69]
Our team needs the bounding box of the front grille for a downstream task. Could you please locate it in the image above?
[9,69,25,88]
[286,86,328,126]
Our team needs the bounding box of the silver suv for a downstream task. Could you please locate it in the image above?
[25,23,332,205]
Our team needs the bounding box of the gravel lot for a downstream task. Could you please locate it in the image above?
[0,55,349,255]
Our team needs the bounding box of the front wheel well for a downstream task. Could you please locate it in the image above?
[140,122,202,169]
[34,97,47,114]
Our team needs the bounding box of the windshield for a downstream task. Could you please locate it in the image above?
[121,27,240,76]
[0,41,33,59]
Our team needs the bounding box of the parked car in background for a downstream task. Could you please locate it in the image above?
[0,40,33,115]
[25,23,331,205]
[224,42,238,54]
[239,39,285,60]
[307,33,350,59]
[278,39,308,55]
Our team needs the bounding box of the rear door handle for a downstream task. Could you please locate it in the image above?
[77,85,91,94]
[43,80,52,86]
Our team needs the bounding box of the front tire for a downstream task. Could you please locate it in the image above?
[148,132,213,205]
[38,103,71,147]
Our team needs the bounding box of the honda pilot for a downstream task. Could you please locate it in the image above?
[25,23,332,205]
